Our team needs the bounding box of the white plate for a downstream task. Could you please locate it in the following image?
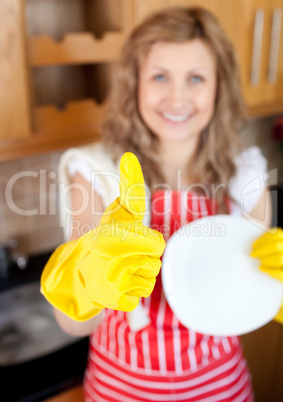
[162,215,283,336]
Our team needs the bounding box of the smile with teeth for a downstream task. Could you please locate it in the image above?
[162,112,190,122]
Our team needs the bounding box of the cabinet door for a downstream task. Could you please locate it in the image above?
[0,0,31,141]
[238,0,283,116]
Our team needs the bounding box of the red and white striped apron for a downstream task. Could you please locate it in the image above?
[83,190,254,402]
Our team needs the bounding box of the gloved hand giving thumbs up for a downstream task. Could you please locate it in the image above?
[41,153,166,321]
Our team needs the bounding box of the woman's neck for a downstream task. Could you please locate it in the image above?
[158,140,198,190]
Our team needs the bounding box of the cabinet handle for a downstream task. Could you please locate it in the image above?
[268,8,282,84]
[251,9,264,86]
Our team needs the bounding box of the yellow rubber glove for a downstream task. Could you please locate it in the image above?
[251,228,283,323]
[41,152,165,321]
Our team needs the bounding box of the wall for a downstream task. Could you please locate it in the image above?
[0,115,282,256]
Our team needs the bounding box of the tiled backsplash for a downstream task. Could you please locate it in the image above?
[0,150,65,255]
[0,116,282,256]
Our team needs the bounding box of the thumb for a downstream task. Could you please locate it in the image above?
[119,152,146,221]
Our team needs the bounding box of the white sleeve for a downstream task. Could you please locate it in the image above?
[228,146,268,216]
[58,143,122,241]
[67,156,104,197]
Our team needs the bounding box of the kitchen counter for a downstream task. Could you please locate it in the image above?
[0,250,89,402]
[43,385,84,402]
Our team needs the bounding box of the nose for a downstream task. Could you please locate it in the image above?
[167,78,189,109]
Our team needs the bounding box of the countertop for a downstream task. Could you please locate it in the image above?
[43,385,84,402]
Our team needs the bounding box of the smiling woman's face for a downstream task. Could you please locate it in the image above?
[138,39,217,147]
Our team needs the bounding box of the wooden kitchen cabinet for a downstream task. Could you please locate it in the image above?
[0,0,31,141]
[236,0,283,116]
[0,0,135,161]
[0,0,282,162]
[241,320,283,402]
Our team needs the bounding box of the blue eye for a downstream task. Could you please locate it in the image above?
[190,76,203,83]
[154,74,166,82]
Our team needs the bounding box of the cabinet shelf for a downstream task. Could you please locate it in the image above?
[34,99,106,135]
[28,32,125,66]
[0,99,106,162]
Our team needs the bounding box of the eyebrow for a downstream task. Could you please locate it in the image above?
[148,66,167,71]
[148,65,209,73]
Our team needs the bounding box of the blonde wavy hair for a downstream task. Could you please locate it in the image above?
[102,6,247,211]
